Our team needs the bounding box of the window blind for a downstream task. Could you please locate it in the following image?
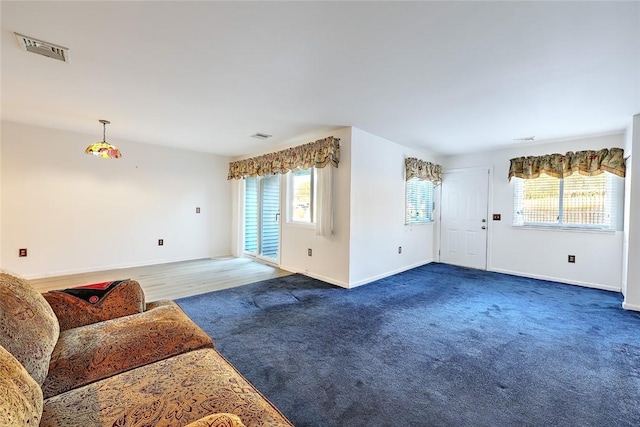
[513,172,624,230]
[406,178,434,224]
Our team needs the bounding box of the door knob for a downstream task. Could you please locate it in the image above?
[481,226,486,230]
[482,219,486,222]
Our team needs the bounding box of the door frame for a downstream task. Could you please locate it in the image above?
[437,166,494,270]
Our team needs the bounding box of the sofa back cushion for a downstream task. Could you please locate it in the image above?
[0,272,59,385]
[0,344,43,426]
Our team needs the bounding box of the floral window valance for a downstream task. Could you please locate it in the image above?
[405,157,442,185]
[508,147,626,181]
[228,136,340,180]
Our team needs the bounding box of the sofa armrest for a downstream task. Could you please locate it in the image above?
[145,298,176,311]
[42,279,145,331]
[185,413,246,427]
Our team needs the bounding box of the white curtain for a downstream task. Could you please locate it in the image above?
[315,166,334,238]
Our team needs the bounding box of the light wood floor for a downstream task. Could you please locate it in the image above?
[30,257,292,302]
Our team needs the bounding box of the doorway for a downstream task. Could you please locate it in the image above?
[439,168,490,269]
[244,175,280,264]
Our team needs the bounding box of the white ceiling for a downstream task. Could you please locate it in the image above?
[2,1,639,158]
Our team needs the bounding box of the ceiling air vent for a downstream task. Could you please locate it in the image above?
[251,132,272,140]
[14,32,69,62]
[513,136,535,142]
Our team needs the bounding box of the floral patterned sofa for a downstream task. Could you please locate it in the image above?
[0,271,293,427]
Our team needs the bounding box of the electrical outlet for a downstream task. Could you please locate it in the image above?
[19,248,27,257]
[568,255,575,263]
[158,239,164,246]
[398,246,402,254]
[493,214,501,221]
[196,207,201,214]
[308,248,312,256]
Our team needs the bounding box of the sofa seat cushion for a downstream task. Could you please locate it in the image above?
[0,344,43,426]
[43,301,214,398]
[0,272,59,386]
[186,413,246,427]
[43,279,145,331]
[41,348,293,427]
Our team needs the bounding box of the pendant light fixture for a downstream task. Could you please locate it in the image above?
[85,119,122,159]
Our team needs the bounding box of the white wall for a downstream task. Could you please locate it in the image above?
[253,126,441,288]
[622,124,634,295]
[230,179,242,257]
[444,133,626,292]
[0,123,3,266]
[624,114,640,309]
[348,128,440,287]
[279,127,352,287]
[1,121,232,278]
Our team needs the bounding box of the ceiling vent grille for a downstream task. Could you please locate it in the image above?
[513,136,535,142]
[251,133,272,140]
[14,32,69,62]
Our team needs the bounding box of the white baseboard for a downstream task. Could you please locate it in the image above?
[622,301,640,312]
[278,265,349,288]
[280,260,434,289]
[489,267,621,293]
[348,260,434,289]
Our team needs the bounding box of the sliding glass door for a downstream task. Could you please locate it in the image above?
[244,175,280,263]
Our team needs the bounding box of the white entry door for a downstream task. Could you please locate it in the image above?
[440,168,489,269]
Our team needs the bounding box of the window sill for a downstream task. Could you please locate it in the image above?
[512,225,618,234]
[405,221,435,226]
[286,221,316,230]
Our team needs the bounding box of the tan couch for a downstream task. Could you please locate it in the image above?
[0,272,293,427]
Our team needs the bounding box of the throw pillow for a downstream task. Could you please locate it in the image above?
[43,279,145,330]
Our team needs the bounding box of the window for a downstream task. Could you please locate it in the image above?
[405,178,435,224]
[289,168,316,223]
[513,172,624,230]
[244,175,280,260]
[244,177,258,253]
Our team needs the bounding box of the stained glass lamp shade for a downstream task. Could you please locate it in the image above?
[85,120,122,159]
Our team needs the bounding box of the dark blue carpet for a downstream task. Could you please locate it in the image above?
[176,263,640,426]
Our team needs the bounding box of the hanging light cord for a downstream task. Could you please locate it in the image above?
[99,119,110,143]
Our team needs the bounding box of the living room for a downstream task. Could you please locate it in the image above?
[2,2,640,426]
[1,121,630,294]
[2,0,640,304]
